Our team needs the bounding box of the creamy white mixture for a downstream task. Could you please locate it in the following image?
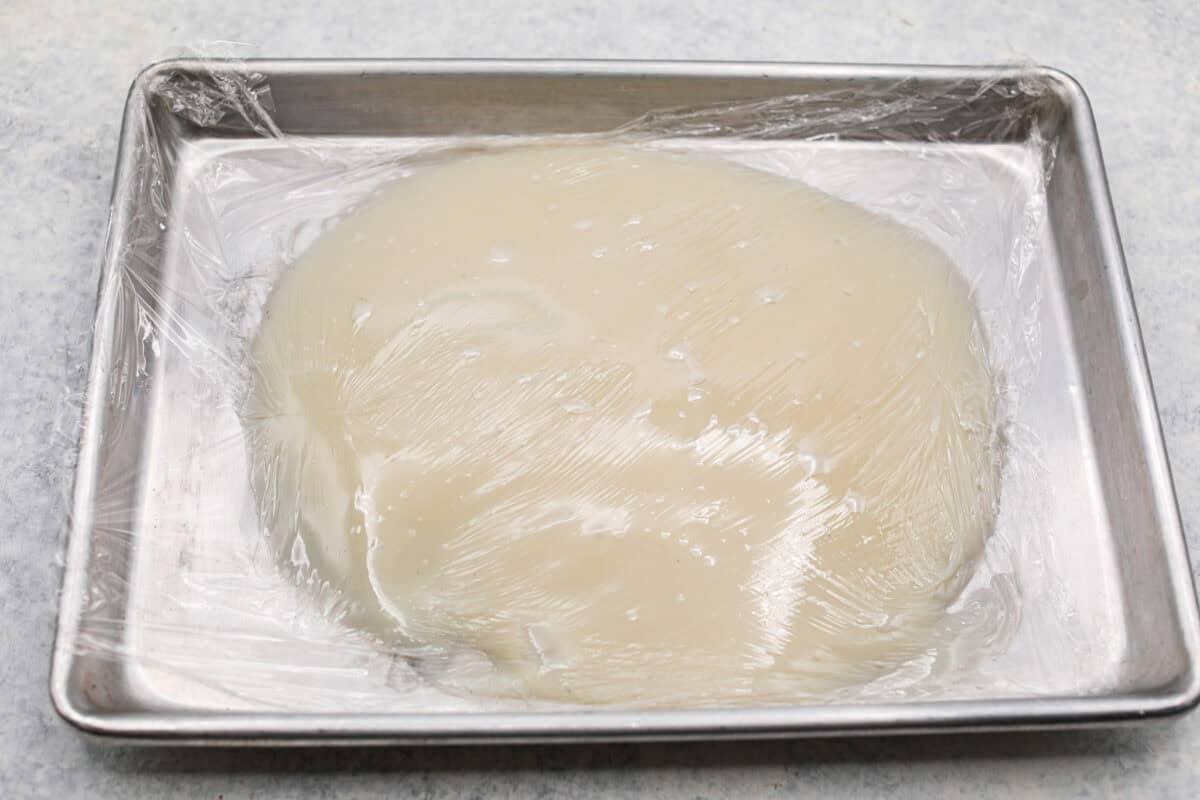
[246,144,999,706]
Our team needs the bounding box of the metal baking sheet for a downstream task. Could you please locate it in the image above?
[51,60,1200,743]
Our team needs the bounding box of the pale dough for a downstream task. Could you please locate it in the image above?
[246,145,1000,706]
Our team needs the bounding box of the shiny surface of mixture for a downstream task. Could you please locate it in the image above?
[245,144,1000,706]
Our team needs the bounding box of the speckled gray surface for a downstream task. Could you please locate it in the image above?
[2,0,1199,797]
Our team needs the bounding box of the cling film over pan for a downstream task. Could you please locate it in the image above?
[57,57,1109,713]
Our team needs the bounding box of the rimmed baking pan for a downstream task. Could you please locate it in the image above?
[50,59,1200,743]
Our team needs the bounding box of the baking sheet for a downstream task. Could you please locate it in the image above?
[50,60,1200,742]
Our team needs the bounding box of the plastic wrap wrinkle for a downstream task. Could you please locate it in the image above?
[62,61,1121,713]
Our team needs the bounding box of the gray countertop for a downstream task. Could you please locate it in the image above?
[3,1,1199,797]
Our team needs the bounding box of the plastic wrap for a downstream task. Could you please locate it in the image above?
[56,59,1083,713]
